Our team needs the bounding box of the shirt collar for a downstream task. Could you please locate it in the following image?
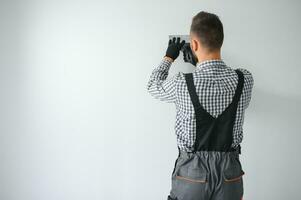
[196,59,227,71]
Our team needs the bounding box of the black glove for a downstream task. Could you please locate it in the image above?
[182,43,198,66]
[165,37,185,61]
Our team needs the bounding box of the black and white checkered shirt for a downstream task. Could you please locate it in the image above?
[146,58,254,152]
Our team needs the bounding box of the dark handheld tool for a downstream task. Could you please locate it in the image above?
[181,43,198,66]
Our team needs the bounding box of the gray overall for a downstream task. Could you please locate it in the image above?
[168,69,245,200]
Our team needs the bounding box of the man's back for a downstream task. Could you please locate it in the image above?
[147,59,254,152]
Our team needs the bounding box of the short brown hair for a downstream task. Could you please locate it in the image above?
[190,11,224,52]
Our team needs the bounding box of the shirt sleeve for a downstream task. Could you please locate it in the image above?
[146,58,180,103]
[237,68,254,109]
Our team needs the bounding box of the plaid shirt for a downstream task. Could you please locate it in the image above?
[146,58,254,152]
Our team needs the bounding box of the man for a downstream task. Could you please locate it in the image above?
[146,11,254,200]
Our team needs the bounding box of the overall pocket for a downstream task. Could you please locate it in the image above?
[175,157,208,183]
[222,155,244,199]
[223,169,245,182]
[175,168,208,183]
[222,155,245,182]
[170,155,210,200]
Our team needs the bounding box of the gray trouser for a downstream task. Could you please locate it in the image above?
[168,150,244,200]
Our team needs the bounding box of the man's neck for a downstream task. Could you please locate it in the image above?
[197,51,221,63]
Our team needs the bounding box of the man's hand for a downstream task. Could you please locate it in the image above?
[165,37,185,61]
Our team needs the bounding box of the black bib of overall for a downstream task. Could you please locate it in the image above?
[186,69,244,153]
[168,69,245,200]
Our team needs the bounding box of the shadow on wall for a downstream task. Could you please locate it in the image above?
[250,87,300,120]
[246,87,300,153]
[243,88,301,199]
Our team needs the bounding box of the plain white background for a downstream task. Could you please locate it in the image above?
[0,0,300,199]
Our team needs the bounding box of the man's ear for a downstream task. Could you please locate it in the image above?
[190,39,198,52]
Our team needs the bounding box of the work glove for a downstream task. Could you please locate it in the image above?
[182,43,198,66]
[165,37,185,61]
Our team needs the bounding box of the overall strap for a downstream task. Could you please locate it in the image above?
[184,73,202,110]
[232,69,245,105]
[231,69,245,154]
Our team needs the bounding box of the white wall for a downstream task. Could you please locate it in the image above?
[0,0,300,199]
